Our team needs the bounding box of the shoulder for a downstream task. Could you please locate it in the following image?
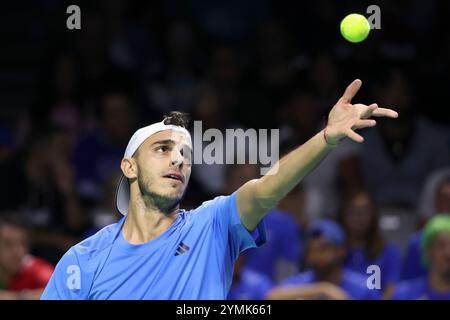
[190,194,235,212]
[41,222,120,300]
[392,277,427,300]
[63,221,119,269]
[184,193,238,222]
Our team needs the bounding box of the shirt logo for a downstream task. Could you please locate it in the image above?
[175,242,190,256]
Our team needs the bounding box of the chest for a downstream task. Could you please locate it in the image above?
[88,221,229,299]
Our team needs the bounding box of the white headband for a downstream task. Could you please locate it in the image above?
[116,121,192,215]
[123,121,192,158]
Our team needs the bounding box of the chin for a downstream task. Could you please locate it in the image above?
[163,189,185,203]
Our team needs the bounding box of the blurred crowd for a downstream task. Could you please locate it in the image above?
[1,0,450,299]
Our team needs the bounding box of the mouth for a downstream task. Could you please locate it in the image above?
[163,172,185,184]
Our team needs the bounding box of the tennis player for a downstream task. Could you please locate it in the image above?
[41,79,398,299]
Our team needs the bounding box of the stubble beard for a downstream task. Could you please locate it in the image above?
[137,170,185,214]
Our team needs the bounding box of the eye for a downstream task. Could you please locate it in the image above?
[181,147,192,162]
[156,145,169,153]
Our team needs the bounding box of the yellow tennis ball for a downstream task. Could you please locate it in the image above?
[340,13,370,43]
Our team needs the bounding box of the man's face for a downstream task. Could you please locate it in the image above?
[305,237,344,275]
[0,224,28,276]
[130,130,192,211]
[428,232,450,280]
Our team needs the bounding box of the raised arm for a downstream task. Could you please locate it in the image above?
[236,79,398,231]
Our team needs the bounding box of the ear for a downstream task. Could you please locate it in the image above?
[121,158,137,179]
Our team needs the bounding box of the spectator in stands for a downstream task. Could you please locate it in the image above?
[392,214,450,300]
[338,191,402,298]
[277,90,363,221]
[83,171,123,238]
[267,220,380,300]
[0,126,87,264]
[277,183,309,234]
[0,214,54,300]
[146,21,201,114]
[227,253,274,300]
[73,88,134,203]
[189,84,234,196]
[402,171,450,280]
[361,68,449,209]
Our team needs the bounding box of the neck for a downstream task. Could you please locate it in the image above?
[316,267,343,285]
[429,270,450,292]
[122,195,179,244]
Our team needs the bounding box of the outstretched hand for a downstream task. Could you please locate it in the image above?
[325,79,399,144]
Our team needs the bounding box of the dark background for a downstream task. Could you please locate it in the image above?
[0,0,449,297]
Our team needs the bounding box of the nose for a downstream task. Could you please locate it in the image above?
[170,148,184,168]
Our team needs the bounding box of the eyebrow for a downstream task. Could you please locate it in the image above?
[151,139,193,153]
[151,139,176,146]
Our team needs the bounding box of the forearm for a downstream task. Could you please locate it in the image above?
[237,129,333,230]
[255,129,333,210]
[236,79,398,230]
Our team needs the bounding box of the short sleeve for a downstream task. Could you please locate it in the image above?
[40,248,92,300]
[206,192,267,259]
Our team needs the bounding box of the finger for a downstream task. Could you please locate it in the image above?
[340,79,362,103]
[371,107,399,118]
[346,129,364,143]
[360,103,378,119]
[352,119,377,130]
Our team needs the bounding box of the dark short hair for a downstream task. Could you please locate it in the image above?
[163,111,190,128]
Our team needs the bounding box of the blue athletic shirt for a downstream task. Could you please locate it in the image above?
[41,192,266,300]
